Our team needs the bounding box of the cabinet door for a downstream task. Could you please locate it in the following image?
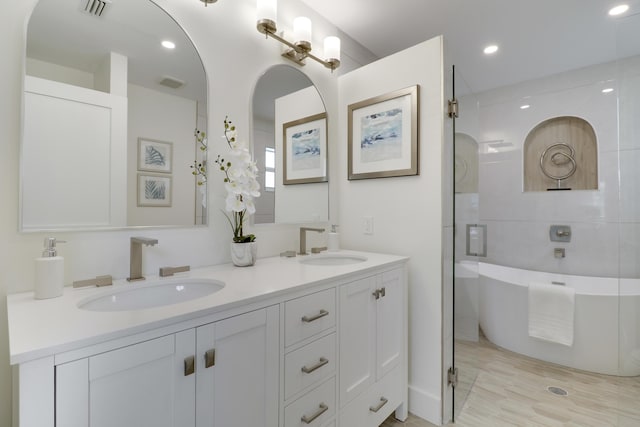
[339,275,377,407]
[376,268,404,380]
[57,331,196,427]
[196,305,279,427]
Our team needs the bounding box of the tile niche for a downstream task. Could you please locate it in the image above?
[523,116,598,191]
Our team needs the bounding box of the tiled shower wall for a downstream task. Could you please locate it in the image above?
[456,55,640,279]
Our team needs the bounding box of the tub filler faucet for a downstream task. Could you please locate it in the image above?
[128,237,158,281]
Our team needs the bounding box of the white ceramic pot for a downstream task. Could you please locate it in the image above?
[230,241,257,267]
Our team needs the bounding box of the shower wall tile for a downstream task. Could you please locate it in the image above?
[482,220,620,277]
[619,148,640,223]
[619,223,640,278]
[619,71,640,151]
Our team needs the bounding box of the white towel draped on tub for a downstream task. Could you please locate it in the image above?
[528,282,575,346]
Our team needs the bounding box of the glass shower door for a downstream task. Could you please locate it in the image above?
[452,65,481,422]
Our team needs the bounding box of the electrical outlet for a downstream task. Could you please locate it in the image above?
[363,216,374,235]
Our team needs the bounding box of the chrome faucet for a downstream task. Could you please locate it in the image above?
[299,227,325,255]
[127,237,158,282]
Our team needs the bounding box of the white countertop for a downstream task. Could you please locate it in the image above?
[7,250,407,365]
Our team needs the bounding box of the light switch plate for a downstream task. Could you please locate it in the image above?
[363,216,374,235]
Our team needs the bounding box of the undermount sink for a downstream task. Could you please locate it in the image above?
[298,254,368,266]
[77,278,225,312]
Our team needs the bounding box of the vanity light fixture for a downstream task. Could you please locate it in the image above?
[602,88,614,93]
[520,104,531,109]
[608,4,629,16]
[256,0,341,71]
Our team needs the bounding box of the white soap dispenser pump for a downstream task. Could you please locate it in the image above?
[327,224,340,252]
[34,237,66,299]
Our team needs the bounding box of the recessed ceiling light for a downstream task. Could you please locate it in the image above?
[602,88,614,93]
[608,4,629,16]
[520,104,530,110]
[484,45,499,55]
[161,40,176,49]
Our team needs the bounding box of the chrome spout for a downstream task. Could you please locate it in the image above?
[128,237,158,282]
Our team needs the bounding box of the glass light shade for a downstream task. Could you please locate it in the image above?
[257,0,277,23]
[324,36,341,61]
[293,16,312,43]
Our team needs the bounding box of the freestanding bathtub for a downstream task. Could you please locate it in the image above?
[469,262,640,376]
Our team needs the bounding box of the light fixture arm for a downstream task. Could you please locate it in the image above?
[257,20,340,71]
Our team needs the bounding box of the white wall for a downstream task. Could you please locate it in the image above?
[338,37,446,424]
[0,0,376,425]
[275,86,328,223]
[127,84,197,226]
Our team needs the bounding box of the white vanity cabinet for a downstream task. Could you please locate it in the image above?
[55,306,279,427]
[338,268,406,426]
[10,252,408,427]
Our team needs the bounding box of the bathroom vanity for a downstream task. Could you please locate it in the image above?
[8,251,408,427]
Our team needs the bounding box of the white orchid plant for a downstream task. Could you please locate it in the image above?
[214,117,261,243]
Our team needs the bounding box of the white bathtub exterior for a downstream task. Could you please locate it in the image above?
[470,262,640,376]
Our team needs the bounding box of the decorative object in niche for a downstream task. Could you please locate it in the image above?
[138,138,173,173]
[523,116,597,192]
[348,85,420,180]
[215,117,261,243]
[283,112,328,184]
[137,174,172,207]
[255,0,341,71]
[539,143,577,190]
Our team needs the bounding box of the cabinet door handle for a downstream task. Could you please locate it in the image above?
[301,403,328,424]
[372,290,380,300]
[301,309,329,323]
[205,349,215,368]
[184,356,195,376]
[380,287,386,298]
[369,396,388,413]
[301,357,328,374]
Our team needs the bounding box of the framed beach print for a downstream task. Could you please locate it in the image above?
[138,138,173,173]
[283,112,328,184]
[348,85,419,180]
[137,173,172,207]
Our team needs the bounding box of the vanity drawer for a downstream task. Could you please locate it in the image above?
[284,377,336,427]
[285,288,335,346]
[339,365,402,427]
[285,333,336,400]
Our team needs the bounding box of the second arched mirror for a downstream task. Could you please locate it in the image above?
[252,65,329,224]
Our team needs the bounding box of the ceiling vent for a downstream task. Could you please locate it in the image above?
[82,0,111,17]
[159,76,185,89]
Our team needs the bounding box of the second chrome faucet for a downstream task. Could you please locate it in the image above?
[299,227,325,255]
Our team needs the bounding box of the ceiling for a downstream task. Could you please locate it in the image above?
[301,0,640,94]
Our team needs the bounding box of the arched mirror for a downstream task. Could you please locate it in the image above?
[252,65,329,224]
[21,0,207,231]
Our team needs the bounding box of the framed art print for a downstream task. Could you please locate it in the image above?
[137,173,172,207]
[348,85,419,180]
[283,112,328,184]
[138,138,173,173]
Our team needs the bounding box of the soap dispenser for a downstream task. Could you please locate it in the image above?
[34,237,66,299]
[327,224,340,252]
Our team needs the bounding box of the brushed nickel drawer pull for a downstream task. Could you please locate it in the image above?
[372,289,380,300]
[380,287,386,298]
[301,357,328,374]
[301,309,329,323]
[184,356,195,376]
[301,403,328,424]
[205,349,215,368]
[369,396,388,413]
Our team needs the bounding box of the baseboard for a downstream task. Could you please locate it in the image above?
[408,384,442,425]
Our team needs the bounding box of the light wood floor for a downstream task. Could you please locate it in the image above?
[381,335,640,427]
